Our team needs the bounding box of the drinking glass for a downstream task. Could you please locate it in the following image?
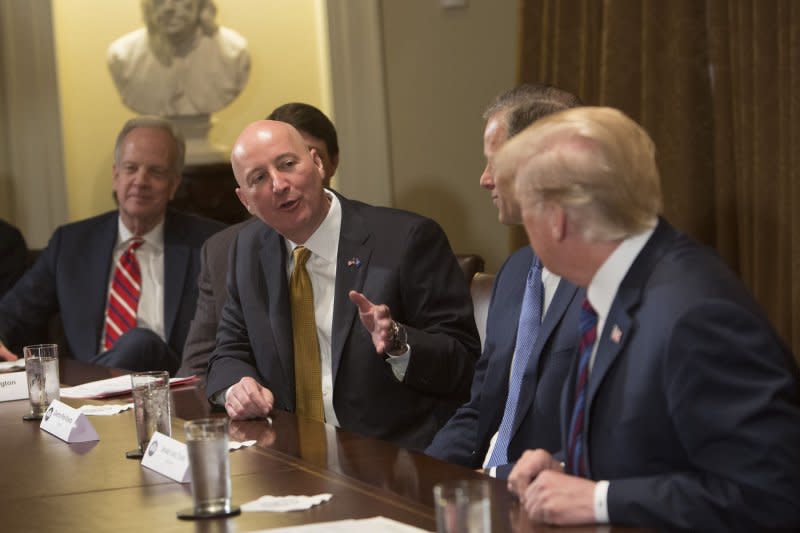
[23,344,60,420]
[180,418,239,518]
[126,370,171,459]
[433,479,491,533]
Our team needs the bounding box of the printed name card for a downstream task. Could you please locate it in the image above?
[0,371,28,402]
[40,400,100,443]
[140,432,191,483]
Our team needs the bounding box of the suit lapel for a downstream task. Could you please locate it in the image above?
[331,197,371,383]
[163,212,189,344]
[583,220,677,453]
[260,229,294,390]
[87,214,119,353]
[510,277,578,436]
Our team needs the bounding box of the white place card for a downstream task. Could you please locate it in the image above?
[140,431,191,483]
[0,371,29,402]
[40,400,100,443]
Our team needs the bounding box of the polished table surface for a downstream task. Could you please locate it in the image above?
[0,359,648,532]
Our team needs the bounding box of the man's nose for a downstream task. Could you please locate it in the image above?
[479,165,495,190]
[272,173,290,193]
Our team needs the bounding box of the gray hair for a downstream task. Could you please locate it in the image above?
[483,83,583,138]
[114,116,186,173]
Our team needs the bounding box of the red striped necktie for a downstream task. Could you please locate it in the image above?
[104,238,144,351]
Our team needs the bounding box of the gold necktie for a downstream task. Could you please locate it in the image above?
[290,246,324,421]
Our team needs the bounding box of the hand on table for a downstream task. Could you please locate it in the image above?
[224,376,274,420]
[0,343,19,361]
[508,449,596,526]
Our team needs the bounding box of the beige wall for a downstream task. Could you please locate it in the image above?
[380,0,518,272]
[52,0,331,222]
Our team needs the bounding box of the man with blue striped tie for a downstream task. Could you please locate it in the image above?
[425,85,584,477]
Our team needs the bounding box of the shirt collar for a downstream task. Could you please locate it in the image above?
[285,189,341,263]
[117,217,165,251]
[586,222,656,320]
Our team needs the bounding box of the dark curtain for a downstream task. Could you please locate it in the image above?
[516,0,800,359]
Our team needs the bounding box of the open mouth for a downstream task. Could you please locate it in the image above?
[279,198,300,211]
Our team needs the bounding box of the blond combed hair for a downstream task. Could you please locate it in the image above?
[494,106,662,241]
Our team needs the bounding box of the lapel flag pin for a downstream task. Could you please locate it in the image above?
[610,325,623,344]
[346,257,361,268]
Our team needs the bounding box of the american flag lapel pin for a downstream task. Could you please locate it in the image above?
[610,325,623,344]
[346,257,361,268]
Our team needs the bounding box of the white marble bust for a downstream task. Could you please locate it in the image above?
[107,0,250,116]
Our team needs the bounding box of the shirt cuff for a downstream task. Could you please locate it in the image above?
[211,386,230,406]
[593,480,610,523]
[385,346,411,381]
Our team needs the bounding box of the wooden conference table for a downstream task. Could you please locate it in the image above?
[0,359,648,532]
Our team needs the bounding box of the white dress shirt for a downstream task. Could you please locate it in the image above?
[483,265,561,472]
[585,223,656,523]
[283,191,411,426]
[99,219,165,353]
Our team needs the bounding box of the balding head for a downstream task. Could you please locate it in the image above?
[232,120,328,244]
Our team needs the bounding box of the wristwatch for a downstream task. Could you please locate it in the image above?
[386,320,408,356]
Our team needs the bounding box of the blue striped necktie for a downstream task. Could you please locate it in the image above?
[485,257,543,467]
[566,298,597,477]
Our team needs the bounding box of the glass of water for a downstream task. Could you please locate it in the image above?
[182,418,238,518]
[23,344,60,419]
[128,370,171,458]
[433,479,491,533]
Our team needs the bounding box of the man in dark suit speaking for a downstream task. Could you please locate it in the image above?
[0,117,224,373]
[500,107,800,531]
[206,120,479,450]
[177,102,341,379]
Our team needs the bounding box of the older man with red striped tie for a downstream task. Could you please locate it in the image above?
[0,117,224,374]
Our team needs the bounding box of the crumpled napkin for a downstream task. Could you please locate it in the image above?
[229,439,257,451]
[241,493,333,512]
[77,403,134,416]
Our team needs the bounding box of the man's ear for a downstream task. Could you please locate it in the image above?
[309,148,324,179]
[235,187,252,213]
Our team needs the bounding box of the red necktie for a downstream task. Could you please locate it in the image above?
[104,239,144,350]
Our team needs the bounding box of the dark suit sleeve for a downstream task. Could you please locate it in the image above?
[177,239,217,378]
[607,302,800,531]
[0,222,27,298]
[0,228,61,349]
[205,233,263,399]
[425,339,493,466]
[396,218,480,397]
[425,267,506,467]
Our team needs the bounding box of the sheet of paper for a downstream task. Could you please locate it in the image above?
[0,359,25,373]
[245,516,431,532]
[241,493,332,512]
[229,439,257,451]
[77,403,134,416]
[60,374,199,399]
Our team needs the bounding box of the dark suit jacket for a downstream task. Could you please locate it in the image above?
[0,210,225,368]
[426,246,582,475]
[206,194,480,450]
[178,218,258,378]
[561,219,800,531]
[0,219,27,299]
